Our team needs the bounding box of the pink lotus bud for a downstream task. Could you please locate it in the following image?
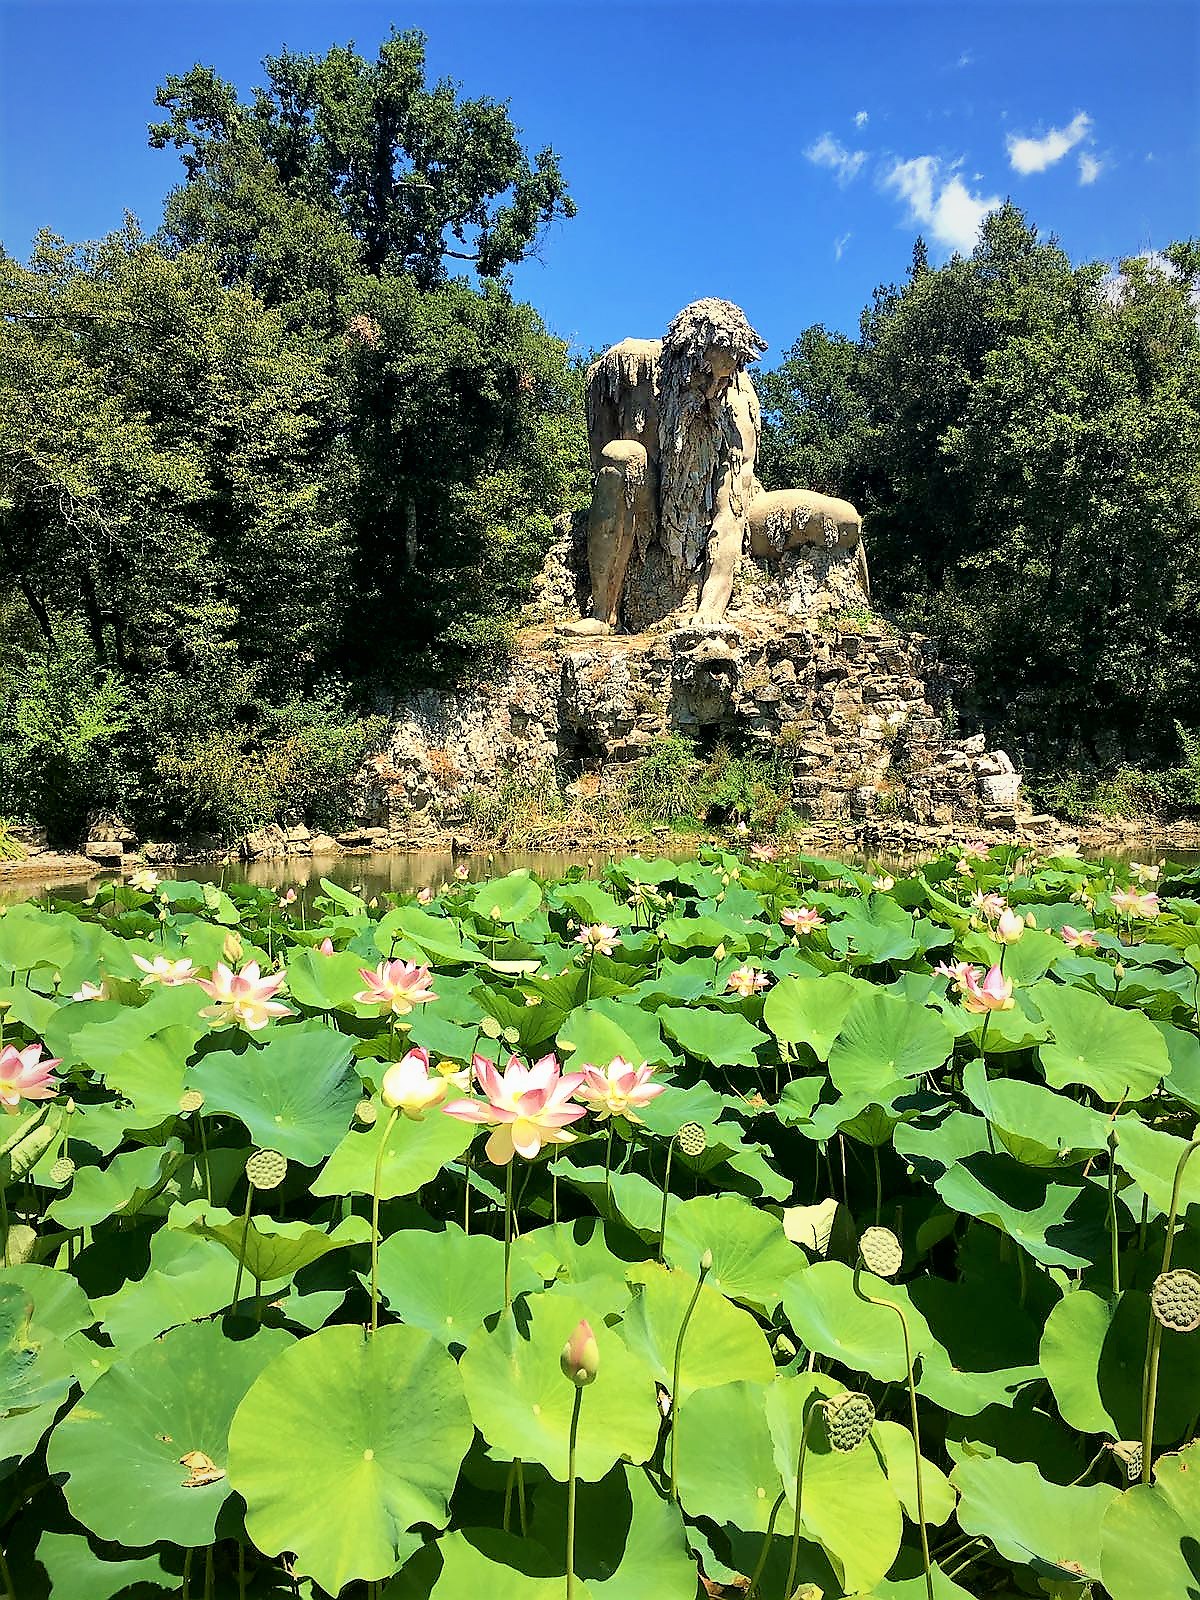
[995,908,1025,944]
[560,1318,599,1385]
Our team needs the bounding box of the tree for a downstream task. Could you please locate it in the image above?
[755,325,868,500]
[149,29,576,311]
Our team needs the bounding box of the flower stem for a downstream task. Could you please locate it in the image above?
[853,1265,933,1600]
[1141,1133,1200,1481]
[604,1125,613,1207]
[369,1108,401,1336]
[783,1408,818,1600]
[657,1137,675,1264]
[503,1158,515,1311]
[745,1487,786,1597]
[668,1256,710,1502]
[566,1382,584,1600]
[230,1183,255,1311]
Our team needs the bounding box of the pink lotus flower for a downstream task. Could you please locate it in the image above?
[443,1052,587,1164]
[196,962,293,1031]
[278,889,297,908]
[560,1318,600,1385]
[454,864,471,881]
[970,890,1007,921]
[933,960,983,995]
[317,937,336,955]
[416,887,433,905]
[962,964,1014,1014]
[354,959,437,1017]
[1061,925,1098,951]
[380,1046,447,1119]
[132,953,196,987]
[994,908,1026,944]
[0,1044,61,1113]
[750,844,777,862]
[726,965,770,997]
[575,924,620,958]
[1112,888,1161,919]
[577,1056,665,1122]
[955,857,974,876]
[71,980,109,1002]
[961,841,990,861]
[781,906,825,935]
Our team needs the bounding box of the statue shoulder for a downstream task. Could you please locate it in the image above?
[587,337,662,393]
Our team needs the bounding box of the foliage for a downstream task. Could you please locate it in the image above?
[628,737,799,833]
[760,208,1200,771]
[2,844,1199,1596]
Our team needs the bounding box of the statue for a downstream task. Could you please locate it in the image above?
[574,298,867,633]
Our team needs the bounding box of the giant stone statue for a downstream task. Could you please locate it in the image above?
[572,298,868,633]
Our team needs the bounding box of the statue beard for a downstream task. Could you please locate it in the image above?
[658,383,741,588]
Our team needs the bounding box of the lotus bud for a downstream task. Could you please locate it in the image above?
[223,932,244,964]
[859,1225,903,1279]
[560,1318,600,1385]
[1114,963,1125,981]
[1109,1440,1143,1481]
[699,1248,713,1274]
[823,1390,876,1452]
[245,1148,288,1191]
[714,943,726,962]
[1150,1267,1200,1333]
[995,908,1025,944]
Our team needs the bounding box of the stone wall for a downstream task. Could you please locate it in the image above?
[369,615,1024,841]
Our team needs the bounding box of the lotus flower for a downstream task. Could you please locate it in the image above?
[955,857,974,876]
[1061,925,1098,951]
[961,840,990,860]
[354,959,437,1016]
[970,890,1007,921]
[417,887,433,905]
[443,1052,587,1164]
[933,959,983,995]
[196,962,293,1031]
[781,906,825,935]
[454,864,470,881]
[575,924,620,958]
[994,908,1026,944]
[1130,861,1161,884]
[750,844,777,862]
[560,1318,600,1385]
[577,1056,664,1122]
[961,964,1014,1014]
[726,965,770,997]
[1112,888,1160,919]
[380,1047,447,1119]
[132,954,196,987]
[871,875,895,892]
[0,1043,61,1113]
[128,868,160,893]
[317,937,336,955]
[71,980,109,1002]
[278,888,297,908]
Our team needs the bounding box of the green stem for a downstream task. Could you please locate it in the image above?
[237,1539,247,1600]
[658,1137,675,1264]
[0,1184,9,1271]
[197,1115,212,1206]
[1069,1444,1109,1487]
[872,1145,883,1227]
[745,1487,786,1597]
[503,1157,515,1311]
[604,1125,613,1207]
[668,1258,710,1501]
[182,1547,192,1600]
[854,1265,933,1600]
[1141,1133,1200,1482]
[0,1542,14,1600]
[204,1545,214,1600]
[566,1383,583,1600]
[1107,1132,1121,1301]
[783,1408,818,1600]
[370,1108,401,1336]
[230,1184,254,1311]
[463,1148,472,1236]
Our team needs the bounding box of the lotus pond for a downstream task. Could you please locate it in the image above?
[0,846,1198,1599]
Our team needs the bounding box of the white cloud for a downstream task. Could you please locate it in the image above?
[834,231,852,261]
[854,110,869,128]
[882,155,1002,254]
[1006,111,1092,175]
[956,50,974,68]
[805,132,868,187]
[1078,152,1104,185]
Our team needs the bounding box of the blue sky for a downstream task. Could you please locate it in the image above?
[1,1,1196,363]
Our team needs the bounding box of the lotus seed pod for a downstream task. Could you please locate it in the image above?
[823,1390,876,1452]
[49,1156,75,1186]
[859,1225,903,1279]
[245,1149,288,1191]
[480,1016,504,1040]
[355,1099,378,1126]
[1110,1440,1143,1481]
[1150,1267,1200,1333]
[178,1089,205,1115]
[677,1122,707,1157]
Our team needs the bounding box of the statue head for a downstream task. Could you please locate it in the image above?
[661,299,767,398]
